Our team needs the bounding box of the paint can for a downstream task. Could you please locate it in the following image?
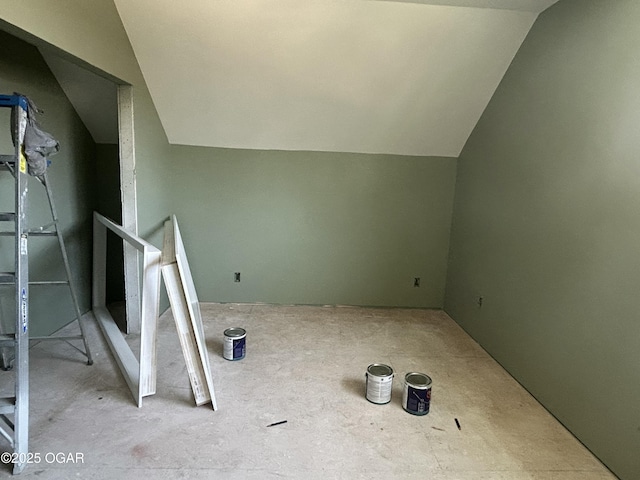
[223,327,246,360]
[402,372,432,415]
[365,363,394,404]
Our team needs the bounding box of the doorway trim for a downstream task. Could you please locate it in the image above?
[117,84,141,334]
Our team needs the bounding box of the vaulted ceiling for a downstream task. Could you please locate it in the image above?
[50,0,561,155]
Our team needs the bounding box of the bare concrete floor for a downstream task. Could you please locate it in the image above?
[1,303,617,479]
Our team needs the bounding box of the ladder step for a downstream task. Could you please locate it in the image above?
[0,334,15,347]
[0,221,59,236]
[0,231,57,237]
[0,278,69,286]
[0,154,16,164]
[0,397,16,415]
[30,335,83,342]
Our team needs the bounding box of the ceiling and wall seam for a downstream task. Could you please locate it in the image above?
[29,0,560,157]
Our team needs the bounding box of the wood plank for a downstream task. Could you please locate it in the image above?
[161,263,211,406]
[94,212,153,252]
[92,215,107,308]
[117,85,141,335]
[92,212,162,407]
[94,307,140,405]
[162,217,217,409]
[139,248,161,397]
[172,217,218,410]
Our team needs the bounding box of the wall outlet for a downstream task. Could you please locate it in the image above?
[234,272,241,282]
[414,277,421,287]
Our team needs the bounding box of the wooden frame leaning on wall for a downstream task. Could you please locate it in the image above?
[161,215,218,410]
[92,212,161,407]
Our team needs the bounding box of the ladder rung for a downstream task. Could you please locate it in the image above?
[0,231,57,237]
[1,333,84,343]
[0,213,15,221]
[30,335,83,342]
[0,280,68,286]
[0,397,16,415]
[0,154,16,164]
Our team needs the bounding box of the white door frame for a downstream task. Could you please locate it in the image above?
[117,84,141,334]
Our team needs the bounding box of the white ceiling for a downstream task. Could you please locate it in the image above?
[49,0,561,156]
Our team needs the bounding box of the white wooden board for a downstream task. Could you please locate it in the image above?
[161,216,217,409]
[92,212,161,407]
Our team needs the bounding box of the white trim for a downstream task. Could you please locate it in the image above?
[92,212,161,407]
[117,84,140,334]
[161,216,217,409]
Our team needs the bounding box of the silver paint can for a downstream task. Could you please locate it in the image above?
[223,327,246,360]
[402,372,432,415]
[365,363,394,404]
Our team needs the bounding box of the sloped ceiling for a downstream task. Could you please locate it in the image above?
[113,0,559,157]
[41,52,119,144]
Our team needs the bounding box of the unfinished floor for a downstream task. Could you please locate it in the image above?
[1,304,616,479]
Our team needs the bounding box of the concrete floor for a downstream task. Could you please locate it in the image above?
[1,303,616,479]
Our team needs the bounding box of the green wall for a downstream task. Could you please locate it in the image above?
[2,0,177,321]
[0,30,96,336]
[0,1,456,310]
[445,1,640,478]
[4,0,639,477]
[1,0,175,246]
[169,147,456,307]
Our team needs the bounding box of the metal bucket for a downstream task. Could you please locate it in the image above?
[402,372,432,415]
[365,364,394,404]
[223,327,246,360]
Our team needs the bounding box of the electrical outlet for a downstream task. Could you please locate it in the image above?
[414,277,420,287]
[234,272,241,282]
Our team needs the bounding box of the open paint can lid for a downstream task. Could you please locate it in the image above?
[224,327,246,337]
[405,372,432,388]
[367,363,393,377]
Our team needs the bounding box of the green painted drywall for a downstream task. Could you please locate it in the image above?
[1,3,636,476]
[169,147,456,307]
[445,1,640,478]
[1,1,455,310]
[1,0,174,245]
[0,30,96,336]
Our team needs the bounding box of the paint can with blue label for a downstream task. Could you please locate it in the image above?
[365,363,394,404]
[402,372,432,415]
[223,327,246,360]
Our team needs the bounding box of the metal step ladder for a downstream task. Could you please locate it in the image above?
[0,93,93,475]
